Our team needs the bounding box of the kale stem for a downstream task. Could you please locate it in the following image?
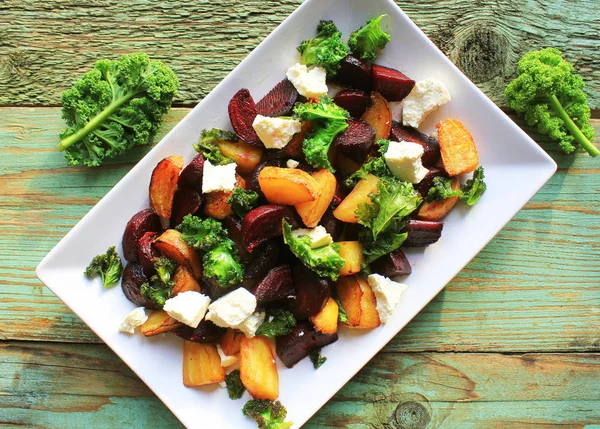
[56,92,136,151]
[548,94,599,157]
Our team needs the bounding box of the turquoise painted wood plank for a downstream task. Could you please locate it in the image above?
[1,342,599,428]
[1,0,599,108]
[0,108,598,351]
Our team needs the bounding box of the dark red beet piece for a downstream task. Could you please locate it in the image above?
[178,153,205,192]
[289,262,330,320]
[171,320,225,343]
[256,79,299,117]
[416,167,447,198]
[241,205,297,253]
[137,232,160,277]
[390,121,440,167]
[371,64,415,101]
[222,215,251,262]
[121,263,156,308]
[252,264,295,305]
[276,323,338,368]
[228,88,261,147]
[333,89,371,117]
[371,249,412,277]
[244,240,281,280]
[170,187,202,228]
[333,118,376,162]
[122,208,162,262]
[402,220,443,247]
[335,55,372,92]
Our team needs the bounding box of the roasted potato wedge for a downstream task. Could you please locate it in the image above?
[417,176,460,221]
[203,174,246,220]
[149,156,184,218]
[338,241,364,276]
[183,341,225,387]
[360,92,392,141]
[437,119,479,176]
[154,229,203,279]
[310,297,339,335]
[258,166,320,205]
[171,266,201,296]
[333,174,379,223]
[336,275,380,329]
[295,169,337,228]
[220,328,244,356]
[240,336,279,400]
[141,310,181,336]
[216,140,263,173]
[355,276,381,329]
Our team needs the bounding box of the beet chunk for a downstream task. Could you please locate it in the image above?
[178,153,205,191]
[137,232,160,277]
[371,249,412,277]
[390,121,440,167]
[402,220,443,247]
[244,240,281,281]
[256,78,299,117]
[289,262,330,320]
[276,323,338,368]
[242,205,297,253]
[333,89,370,118]
[416,167,447,198]
[171,320,225,343]
[170,187,202,228]
[371,64,415,101]
[122,208,162,262]
[228,88,261,147]
[335,55,372,92]
[121,263,156,308]
[334,118,376,162]
[252,264,295,305]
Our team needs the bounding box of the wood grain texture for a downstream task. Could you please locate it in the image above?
[1,342,599,428]
[0,107,598,351]
[1,0,599,108]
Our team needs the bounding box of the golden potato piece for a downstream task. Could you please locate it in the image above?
[310,297,339,334]
[258,166,320,205]
[171,266,201,296]
[295,169,336,228]
[216,140,263,173]
[333,174,379,223]
[437,119,479,176]
[361,92,392,141]
[240,336,279,400]
[183,341,225,387]
[141,310,181,336]
[338,241,364,276]
[417,176,460,221]
[154,229,203,279]
[149,156,184,218]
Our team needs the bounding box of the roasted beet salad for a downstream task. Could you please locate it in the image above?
[85,14,487,428]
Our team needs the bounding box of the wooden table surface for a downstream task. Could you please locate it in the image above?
[1,1,599,427]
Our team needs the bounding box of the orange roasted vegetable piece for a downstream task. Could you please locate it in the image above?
[154,229,203,279]
[360,92,392,141]
[182,341,225,387]
[240,336,279,400]
[258,167,320,205]
[171,266,201,296]
[141,310,181,336]
[310,297,339,334]
[220,328,244,356]
[149,156,184,218]
[203,174,246,220]
[216,140,263,173]
[337,241,363,276]
[437,119,479,176]
[336,275,380,329]
[417,176,460,221]
[295,169,336,228]
[333,174,379,223]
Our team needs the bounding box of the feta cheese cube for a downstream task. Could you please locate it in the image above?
[384,141,429,184]
[119,307,148,334]
[202,160,237,194]
[236,311,265,338]
[205,288,257,328]
[217,344,239,367]
[252,115,302,149]
[291,225,333,249]
[286,63,328,99]
[402,78,451,128]
[163,291,211,328]
[367,274,408,323]
[286,159,300,169]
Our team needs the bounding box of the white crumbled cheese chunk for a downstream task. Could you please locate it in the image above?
[205,288,257,328]
[217,344,239,367]
[402,78,451,128]
[236,311,265,338]
[286,63,328,99]
[384,140,429,184]
[163,291,211,328]
[119,307,148,334]
[252,115,302,149]
[201,160,237,194]
[367,274,408,324]
[286,159,300,169]
[291,225,332,249]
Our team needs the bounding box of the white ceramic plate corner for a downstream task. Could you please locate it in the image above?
[36,0,557,427]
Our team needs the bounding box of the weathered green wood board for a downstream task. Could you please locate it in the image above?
[1,342,599,428]
[1,0,599,108]
[1,108,599,352]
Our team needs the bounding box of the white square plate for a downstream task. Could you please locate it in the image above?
[36,0,557,427]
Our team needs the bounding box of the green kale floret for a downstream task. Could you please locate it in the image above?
[360,230,408,268]
[225,370,245,400]
[293,96,350,171]
[505,48,597,157]
[140,257,177,307]
[242,399,293,429]
[426,166,487,206]
[193,128,239,165]
[227,187,259,219]
[84,246,123,288]
[348,15,391,61]
[309,349,327,369]
[256,309,297,339]
[356,177,421,241]
[154,256,177,283]
[344,139,392,188]
[177,214,243,287]
[58,52,179,166]
[297,20,349,77]
[282,220,345,281]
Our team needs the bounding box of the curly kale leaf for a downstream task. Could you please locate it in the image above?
[348,15,391,61]
[293,96,350,171]
[58,52,179,166]
[256,309,297,339]
[193,128,239,165]
[309,349,327,369]
[202,240,244,287]
[344,139,392,188]
[84,246,123,288]
[297,20,349,77]
[361,230,408,268]
[282,220,345,281]
[176,215,228,251]
[154,256,177,283]
[426,176,462,203]
[227,187,259,219]
[225,370,245,400]
[460,166,487,206]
